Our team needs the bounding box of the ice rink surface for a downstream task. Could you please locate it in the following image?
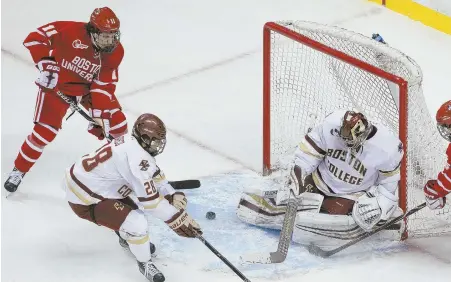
[2,1,451,281]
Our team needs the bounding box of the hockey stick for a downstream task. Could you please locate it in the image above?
[169,179,200,190]
[307,202,427,258]
[56,90,97,123]
[56,91,201,190]
[240,192,299,264]
[195,232,252,282]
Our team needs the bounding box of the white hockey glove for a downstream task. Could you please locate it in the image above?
[35,58,60,90]
[352,185,398,231]
[164,192,187,210]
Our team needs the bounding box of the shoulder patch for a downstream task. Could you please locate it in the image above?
[139,160,150,171]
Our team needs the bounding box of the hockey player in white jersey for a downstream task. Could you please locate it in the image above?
[63,113,201,282]
[237,110,404,248]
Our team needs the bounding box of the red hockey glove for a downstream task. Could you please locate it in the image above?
[87,122,105,140]
[424,180,447,210]
[88,109,111,140]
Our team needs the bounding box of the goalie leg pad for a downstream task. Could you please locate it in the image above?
[294,212,364,248]
[293,207,405,248]
[236,192,324,230]
[236,192,287,230]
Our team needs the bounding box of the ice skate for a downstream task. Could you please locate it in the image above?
[4,167,25,193]
[138,260,165,282]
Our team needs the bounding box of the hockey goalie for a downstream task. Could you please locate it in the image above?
[237,110,405,248]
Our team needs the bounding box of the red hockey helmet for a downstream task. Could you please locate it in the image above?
[436,100,451,142]
[88,7,120,53]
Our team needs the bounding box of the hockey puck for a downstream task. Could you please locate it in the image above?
[206,211,216,220]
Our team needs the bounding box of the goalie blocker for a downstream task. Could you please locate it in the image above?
[237,110,405,249]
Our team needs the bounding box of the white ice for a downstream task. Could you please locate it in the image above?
[1,1,451,282]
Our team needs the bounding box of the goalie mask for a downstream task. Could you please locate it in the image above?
[132,114,167,157]
[87,7,121,53]
[436,100,451,142]
[339,111,372,152]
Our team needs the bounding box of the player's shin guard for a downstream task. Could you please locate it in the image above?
[115,230,156,256]
[14,123,58,173]
[119,209,152,262]
[119,210,165,282]
[5,123,58,192]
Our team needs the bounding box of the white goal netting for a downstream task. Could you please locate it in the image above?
[265,21,450,238]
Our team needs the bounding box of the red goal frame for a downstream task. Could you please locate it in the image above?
[262,22,409,238]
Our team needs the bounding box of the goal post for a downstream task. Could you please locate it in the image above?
[262,21,450,239]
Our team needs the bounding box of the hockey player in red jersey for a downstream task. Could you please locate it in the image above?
[423,100,451,209]
[4,7,128,193]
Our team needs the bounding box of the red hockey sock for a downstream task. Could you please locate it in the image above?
[14,123,58,173]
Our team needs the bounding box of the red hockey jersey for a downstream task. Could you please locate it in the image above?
[433,143,451,197]
[23,21,124,109]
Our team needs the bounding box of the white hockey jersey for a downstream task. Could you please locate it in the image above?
[294,110,404,196]
[63,134,178,222]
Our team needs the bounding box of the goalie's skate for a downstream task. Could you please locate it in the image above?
[138,260,165,282]
[4,167,25,193]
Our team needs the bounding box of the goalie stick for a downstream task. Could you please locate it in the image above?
[240,192,300,264]
[56,91,201,190]
[307,202,427,258]
[241,116,318,264]
[195,232,251,282]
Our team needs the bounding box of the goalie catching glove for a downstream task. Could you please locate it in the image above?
[165,209,202,238]
[352,185,398,231]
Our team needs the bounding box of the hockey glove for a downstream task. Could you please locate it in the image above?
[87,122,106,140]
[35,58,60,90]
[165,209,202,238]
[288,165,305,197]
[352,185,398,231]
[424,180,447,210]
[164,192,187,210]
[89,109,111,140]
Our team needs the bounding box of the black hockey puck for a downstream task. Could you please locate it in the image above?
[206,211,216,220]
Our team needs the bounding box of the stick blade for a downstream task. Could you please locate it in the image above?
[169,180,201,190]
[240,252,272,264]
[240,251,286,264]
[307,243,330,258]
[268,251,287,263]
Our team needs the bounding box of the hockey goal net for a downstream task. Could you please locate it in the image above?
[263,21,451,239]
